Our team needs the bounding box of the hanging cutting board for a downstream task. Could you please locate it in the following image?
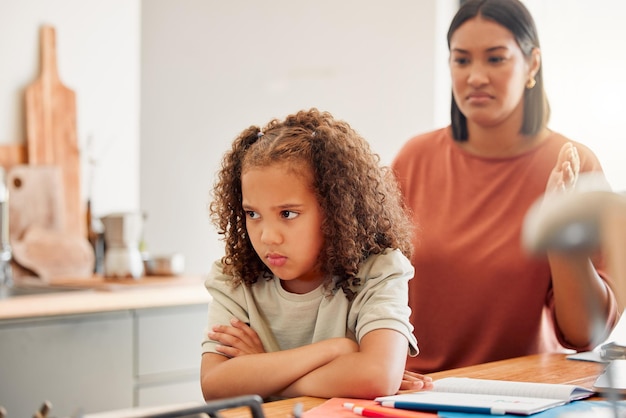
[7,164,68,279]
[12,225,95,281]
[25,25,83,238]
[0,144,27,172]
[7,164,66,242]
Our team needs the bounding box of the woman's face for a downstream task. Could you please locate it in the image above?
[449,16,537,129]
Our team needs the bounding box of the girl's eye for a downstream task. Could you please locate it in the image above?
[280,210,298,220]
[246,211,260,219]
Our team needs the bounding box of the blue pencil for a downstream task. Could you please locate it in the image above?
[379,400,505,415]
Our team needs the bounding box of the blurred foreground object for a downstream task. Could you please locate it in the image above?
[522,172,626,308]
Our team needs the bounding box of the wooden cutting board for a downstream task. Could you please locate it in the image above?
[7,164,66,242]
[7,165,70,279]
[7,165,97,281]
[25,25,83,238]
[12,226,95,281]
[0,144,27,171]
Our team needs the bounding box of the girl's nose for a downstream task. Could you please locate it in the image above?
[260,225,283,245]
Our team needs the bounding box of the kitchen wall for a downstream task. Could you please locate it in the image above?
[140,0,626,275]
[0,0,141,216]
[524,0,626,194]
[1,1,625,277]
[140,0,457,275]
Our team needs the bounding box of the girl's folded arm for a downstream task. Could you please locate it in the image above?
[200,337,358,400]
[280,328,408,399]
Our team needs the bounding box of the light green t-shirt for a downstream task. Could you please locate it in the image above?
[201,248,419,356]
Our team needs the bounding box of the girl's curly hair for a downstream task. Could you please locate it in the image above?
[209,108,414,300]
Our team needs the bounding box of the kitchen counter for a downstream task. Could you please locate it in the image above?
[0,274,212,417]
[0,275,211,320]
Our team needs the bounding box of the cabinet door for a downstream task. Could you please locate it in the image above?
[134,304,207,406]
[0,311,133,418]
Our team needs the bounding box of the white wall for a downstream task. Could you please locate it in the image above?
[0,0,140,216]
[140,0,456,274]
[524,0,626,192]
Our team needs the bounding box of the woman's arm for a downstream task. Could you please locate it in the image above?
[549,253,614,347]
[545,143,617,347]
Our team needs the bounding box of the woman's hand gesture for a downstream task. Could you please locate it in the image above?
[546,142,580,193]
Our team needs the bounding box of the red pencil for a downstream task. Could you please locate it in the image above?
[355,405,390,417]
[343,403,434,417]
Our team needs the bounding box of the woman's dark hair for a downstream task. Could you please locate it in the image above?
[448,0,550,140]
[210,108,414,300]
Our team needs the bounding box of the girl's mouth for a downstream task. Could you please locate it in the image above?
[267,254,287,267]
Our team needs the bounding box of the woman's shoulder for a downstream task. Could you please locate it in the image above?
[393,126,452,166]
[545,131,604,170]
[400,126,451,148]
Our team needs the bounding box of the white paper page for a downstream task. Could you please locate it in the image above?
[433,377,594,401]
[375,391,566,415]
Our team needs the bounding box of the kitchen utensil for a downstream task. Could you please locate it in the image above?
[104,247,144,279]
[143,253,185,276]
[0,167,11,287]
[101,212,145,279]
[25,25,83,237]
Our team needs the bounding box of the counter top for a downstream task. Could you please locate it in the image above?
[0,275,211,320]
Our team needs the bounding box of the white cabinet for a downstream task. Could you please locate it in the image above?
[0,311,134,417]
[134,305,207,407]
[0,303,208,417]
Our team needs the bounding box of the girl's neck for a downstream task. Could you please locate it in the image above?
[280,277,324,294]
[461,121,549,158]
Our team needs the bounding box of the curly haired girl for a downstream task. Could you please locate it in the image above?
[201,108,432,401]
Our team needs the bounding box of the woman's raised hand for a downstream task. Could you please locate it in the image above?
[545,142,580,193]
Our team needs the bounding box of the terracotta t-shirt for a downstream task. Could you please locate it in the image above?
[392,127,619,373]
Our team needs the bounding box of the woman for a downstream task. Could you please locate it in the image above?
[393,0,619,374]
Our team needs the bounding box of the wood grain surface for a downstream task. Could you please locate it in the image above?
[217,353,608,418]
[25,25,83,237]
[11,226,95,281]
[7,165,66,242]
[0,144,27,171]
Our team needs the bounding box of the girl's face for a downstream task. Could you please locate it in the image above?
[449,16,538,130]
[241,162,325,294]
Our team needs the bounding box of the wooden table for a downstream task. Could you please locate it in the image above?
[218,353,608,418]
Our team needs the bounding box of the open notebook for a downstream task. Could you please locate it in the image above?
[375,377,594,416]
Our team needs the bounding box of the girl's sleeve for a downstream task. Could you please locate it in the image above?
[201,260,250,354]
[349,249,419,356]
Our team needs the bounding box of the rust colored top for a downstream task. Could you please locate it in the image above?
[392,127,619,373]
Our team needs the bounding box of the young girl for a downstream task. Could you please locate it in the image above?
[201,108,432,401]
